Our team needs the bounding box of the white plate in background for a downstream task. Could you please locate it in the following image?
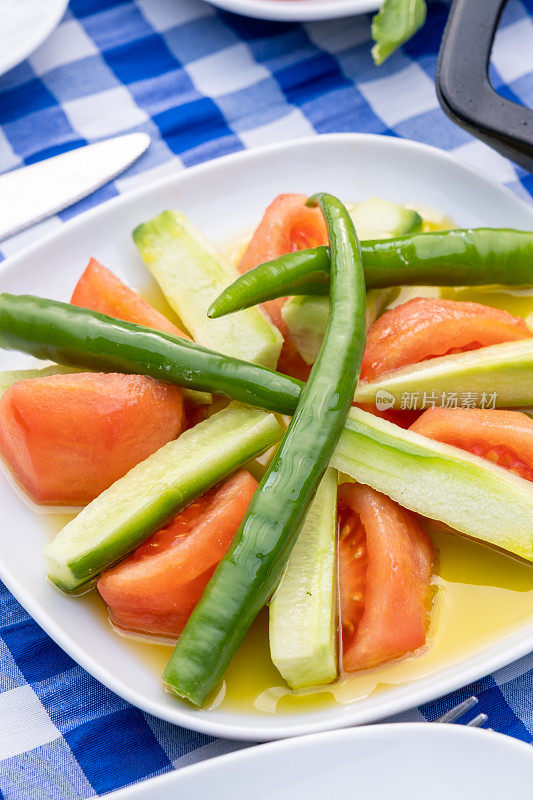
[0,0,68,78]
[106,724,533,799]
[201,0,379,23]
[0,134,532,741]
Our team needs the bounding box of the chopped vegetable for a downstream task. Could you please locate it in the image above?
[133,211,282,369]
[2,294,532,560]
[269,468,338,689]
[208,229,533,319]
[338,482,433,671]
[98,470,258,637]
[239,194,328,380]
[354,339,533,409]
[371,0,427,66]
[281,286,399,365]
[163,193,367,707]
[71,259,210,406]
[0,365,78,398]
[332,407,533,563]
[361,297,531,381]
[72,258,191,339]
[42,404,282,592]
[410,407,533,482]
[0,372,185,505]
[350,198,422,239]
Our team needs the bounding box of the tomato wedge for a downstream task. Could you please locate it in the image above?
[238,194,328,380]
[361,297,531,382]
[0,373,185,505]
[338,483,434,672]
[410,407,533,482]
[97,470,257,637]
[71,258,191,340]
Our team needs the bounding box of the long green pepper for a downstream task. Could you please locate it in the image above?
[163,194,367,706]
[207,228,533,318]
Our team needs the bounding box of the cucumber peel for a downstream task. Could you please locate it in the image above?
[269,468,338,689]
[331,407,533,562]
[354,339,533,409]
[43,404,282,592]
[133,211,283,369]
[349,198,423,239]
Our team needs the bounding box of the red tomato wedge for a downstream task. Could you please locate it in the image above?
[0,373,185,505]
[338,483,434,672]
[97,470,258,637]
[71,258,191,340]
[410,407,533,482]
[361,297,531,382]
[238,194,328,380]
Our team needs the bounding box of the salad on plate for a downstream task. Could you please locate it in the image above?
[0,190,532,714]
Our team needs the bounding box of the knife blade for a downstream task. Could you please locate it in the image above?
[0,132,150,241]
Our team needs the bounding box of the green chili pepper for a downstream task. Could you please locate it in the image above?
[0,294,302,415]
[162,193,366,706]
[207,228,533,318]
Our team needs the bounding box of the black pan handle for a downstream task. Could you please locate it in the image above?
[436,0,533,172]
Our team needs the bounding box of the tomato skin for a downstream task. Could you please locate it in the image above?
[0,373,185,505]
[238,194,328,380]
[71,258,190,340]
[338,483,434,673]
[355,402,422,430]
[97,470,258,637]
[410,407,533,482]
[361,297,531,382]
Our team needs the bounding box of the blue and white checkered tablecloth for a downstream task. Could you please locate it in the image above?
[0,0,532,797]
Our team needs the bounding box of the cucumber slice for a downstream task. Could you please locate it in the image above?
[43,404,282,592]
[133,211,283,369]
[0,365,79,397]
[354,339,533,409]
[269,468,338,690]
[349,198,423,240]
[331,407,533,562]
[281,287,398,366]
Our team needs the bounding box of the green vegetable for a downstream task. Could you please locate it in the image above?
[269,467,338,689]
[0,365,79,398]
[350,198,422,239]
[208,229,533,319]
[1,293,532,562]
[163,193,367,706]
[0,294,303,415]
[133,210,282,369]
[354,340,533,409]
[332,407,533,562]
[43,404,282,592]
[281,286,399,365]
[371,0,427,65]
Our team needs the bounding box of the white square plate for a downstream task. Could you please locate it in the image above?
[0,134,532,741]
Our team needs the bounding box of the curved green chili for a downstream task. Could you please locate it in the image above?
[163,194,367,706]
[0,293,303,415]
[208,228,533,318]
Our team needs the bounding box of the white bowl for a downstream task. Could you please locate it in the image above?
[106,724,533,799]
[0,134,532,741]
[201,0,379,23]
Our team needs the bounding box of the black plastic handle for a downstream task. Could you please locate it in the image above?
[436,0,533,172]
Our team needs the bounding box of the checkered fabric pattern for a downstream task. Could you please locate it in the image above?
[0,0,532,796]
